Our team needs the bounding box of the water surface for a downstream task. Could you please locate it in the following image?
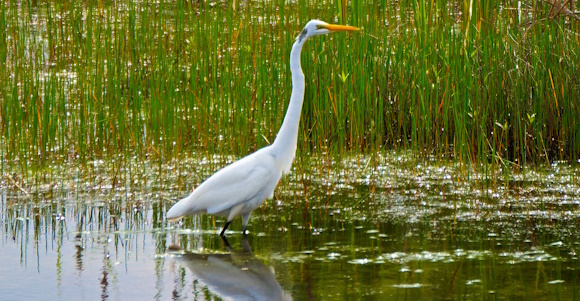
[1,154,579,300]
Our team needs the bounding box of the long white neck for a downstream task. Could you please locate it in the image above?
[271,40,305,173]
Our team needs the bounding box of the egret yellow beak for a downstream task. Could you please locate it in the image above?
[320,24,360,32]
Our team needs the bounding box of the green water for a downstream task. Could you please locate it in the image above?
[1,153,579,300]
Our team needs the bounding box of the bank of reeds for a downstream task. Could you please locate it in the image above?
[1,0,579,174]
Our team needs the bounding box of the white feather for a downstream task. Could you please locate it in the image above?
[167,148,280,221]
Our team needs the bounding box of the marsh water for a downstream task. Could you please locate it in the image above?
[1,153,579,300]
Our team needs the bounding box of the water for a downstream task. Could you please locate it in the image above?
[1,154,579,300]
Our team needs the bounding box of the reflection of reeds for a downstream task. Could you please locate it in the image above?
[0,1,579,178]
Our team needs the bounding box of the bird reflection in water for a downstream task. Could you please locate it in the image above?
[168,236,292,301]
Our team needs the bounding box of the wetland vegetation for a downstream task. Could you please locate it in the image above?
[1,0,580,300]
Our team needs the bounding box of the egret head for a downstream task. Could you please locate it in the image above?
[297,20,359,43]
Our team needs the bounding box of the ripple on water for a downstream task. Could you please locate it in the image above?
[376,248,565,265]
[392,283,424,289]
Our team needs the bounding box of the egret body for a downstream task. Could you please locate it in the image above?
[167,20,358,236]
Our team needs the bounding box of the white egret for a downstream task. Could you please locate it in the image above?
[167,20,359,236]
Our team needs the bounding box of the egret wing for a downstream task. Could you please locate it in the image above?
[170,150,279,218]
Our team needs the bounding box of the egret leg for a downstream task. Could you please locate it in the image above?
[241,213,252,235]
[220,235,232,249]
[220,221,231,237]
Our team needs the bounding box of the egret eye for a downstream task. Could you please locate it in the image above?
[315,25,323,30]
[298,28,308,42]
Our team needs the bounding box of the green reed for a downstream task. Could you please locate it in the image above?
[0,0,579,176]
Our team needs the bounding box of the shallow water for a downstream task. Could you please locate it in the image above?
[1,154,579,300]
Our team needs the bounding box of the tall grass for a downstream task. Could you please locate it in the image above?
[0,0,579,175]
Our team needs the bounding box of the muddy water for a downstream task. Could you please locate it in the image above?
[1,154,579,300]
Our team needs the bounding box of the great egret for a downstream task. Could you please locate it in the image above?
[167,20,359,236]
